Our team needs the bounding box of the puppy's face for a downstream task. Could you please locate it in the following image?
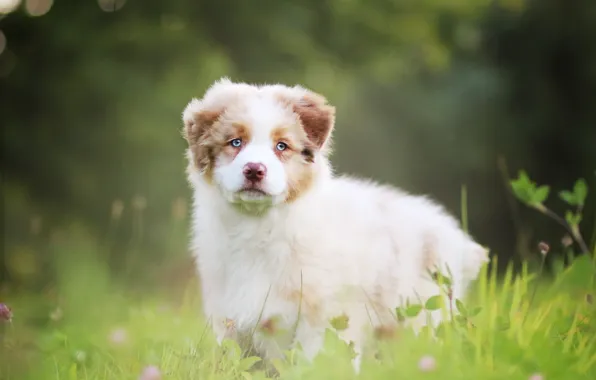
[182,79,335,215]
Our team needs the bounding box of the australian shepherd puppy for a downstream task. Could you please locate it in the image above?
[181,78,488,370]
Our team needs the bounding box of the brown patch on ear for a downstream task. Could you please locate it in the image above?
[292,93,335,150]
[184,109,222,146]
[275,90,335,151]
[196,144,216,184]
[183,103,225,182]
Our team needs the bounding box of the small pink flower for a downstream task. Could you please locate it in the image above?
[0,303,12,322]
[529,373,544,380]
[109,327,128,345]
[139,365,162,380]
[418,355,436,372]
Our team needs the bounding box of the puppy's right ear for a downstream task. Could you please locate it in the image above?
[182,99,222,146]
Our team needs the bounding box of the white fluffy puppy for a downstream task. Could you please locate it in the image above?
[182,78,488,370]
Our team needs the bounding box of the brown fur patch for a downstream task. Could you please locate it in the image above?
[183,108,223,182]
[218,123,250,160]
[270,126,294,161]
[275,91,335,152]
[285,287,322,325]
[184,109,222,145]
[270,126,315,203]
[292,93,335,150]
[194,119,252,183]
[285,169,314,203]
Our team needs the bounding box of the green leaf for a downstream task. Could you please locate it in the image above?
[573,178,588,206]
[238,356,262,372]
[425,295,444,311]
[435,322,447,338]
[559,190,577,206]
[419,325,433,339]
[221,338,242,360]
[565,211,582,226]
[330,314,349,331]
[510,177,532,204]
[455,315,468,327]
[455,299,467,316]
[405,304,423,317]
[468,307,482,317]
[430,270,453,287]
[395,307,406,323]
[532,185,550,204]
[496,316,510,331]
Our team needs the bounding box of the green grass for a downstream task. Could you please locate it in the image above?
[1,242,595,380]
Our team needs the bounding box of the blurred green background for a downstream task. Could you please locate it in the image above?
[1,0,595,294]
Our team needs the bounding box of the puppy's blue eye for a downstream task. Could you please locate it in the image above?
[276,142,288,151]
[230,138,242,147]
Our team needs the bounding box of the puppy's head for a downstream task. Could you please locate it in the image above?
[182,78,335,215]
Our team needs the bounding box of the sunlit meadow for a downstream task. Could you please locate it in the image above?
[1,176,595,380]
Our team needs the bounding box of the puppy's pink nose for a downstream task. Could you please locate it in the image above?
[243,162,267,182]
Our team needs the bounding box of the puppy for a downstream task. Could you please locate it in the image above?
[181,78,488,370]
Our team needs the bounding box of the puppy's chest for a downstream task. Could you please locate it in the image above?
[215,226,302,331]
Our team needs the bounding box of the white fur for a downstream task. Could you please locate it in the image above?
[183,78,488,371]
[214,95,293,205]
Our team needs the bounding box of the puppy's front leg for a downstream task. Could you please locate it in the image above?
[293,318,363,373]
[292,319,325,362]
[209,315,238,345]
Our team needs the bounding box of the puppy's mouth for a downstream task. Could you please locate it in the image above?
[235,186,272,203]
[239,188,268,196]
[232,186,274,215]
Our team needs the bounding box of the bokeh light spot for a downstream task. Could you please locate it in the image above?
[97,0,126,12]
[25,0,53,17]
[0,0,21,15]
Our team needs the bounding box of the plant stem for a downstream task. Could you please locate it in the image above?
[461,184,468,234]
[535,205,590,255]
[498,156,528,260]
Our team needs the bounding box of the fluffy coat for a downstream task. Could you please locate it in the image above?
[181,78,488,370]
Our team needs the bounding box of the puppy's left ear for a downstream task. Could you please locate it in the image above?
[182,98,222,146]
[293,92,336,152]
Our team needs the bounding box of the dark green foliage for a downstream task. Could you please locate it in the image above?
[1,0,595,290]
